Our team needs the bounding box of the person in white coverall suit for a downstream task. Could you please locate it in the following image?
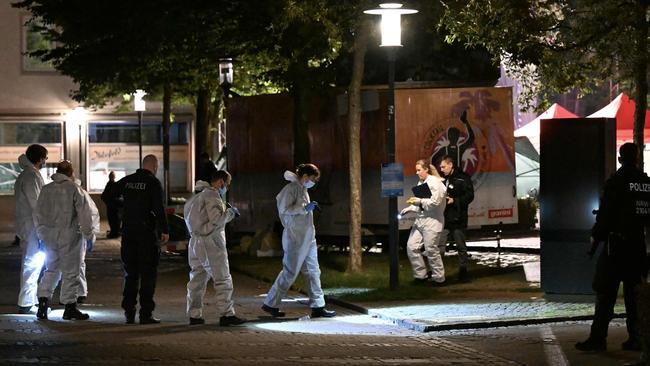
[14,144,48,314]
[184,171,246,326]
[76,180,99,304]
[35,161,99,320]
[55,177,94,306]
[400,159,447,285]
[261,163,336,318]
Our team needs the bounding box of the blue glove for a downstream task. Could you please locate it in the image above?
[38,239,45,251]
[85,239,93,252]
[305,201,319,212]
[229,207,240,218]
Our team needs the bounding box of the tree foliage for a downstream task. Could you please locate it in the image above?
[440,0,649,161]
[13,0,271,105]
[441,3,647,109]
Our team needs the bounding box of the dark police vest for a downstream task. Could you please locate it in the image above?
[118,169,169,236]
[593,165,650,253]
[593,165,650,281]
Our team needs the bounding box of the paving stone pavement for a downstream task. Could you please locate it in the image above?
[0,316,520,365]
[359,301,626,332]
[0,234,523,365]
[0,230,641,365]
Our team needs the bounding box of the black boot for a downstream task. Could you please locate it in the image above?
[125,310,136,324]
[139,314,161,324]
[219,315,247,326]
[261,304,285,317]
[575,337,606,352]
[36,297,48,320]
[621,337,642,351]
[62,303,89,320]
[311,307,336,318]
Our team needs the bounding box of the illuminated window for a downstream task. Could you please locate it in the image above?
[0,122,63,194]
[0,122,62,144]
[88,122,188,144]
[87,121,189,192]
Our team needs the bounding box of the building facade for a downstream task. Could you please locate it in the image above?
[0,2,195,229]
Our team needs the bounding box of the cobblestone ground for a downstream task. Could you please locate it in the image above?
[437,321,642,366]
[0,318,521,365]
[366,301,626,332]
[0,236,519,365]
[0,233,642,365]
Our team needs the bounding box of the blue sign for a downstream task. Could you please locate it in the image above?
[381,163,404,197]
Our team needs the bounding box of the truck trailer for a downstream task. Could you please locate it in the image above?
[225,86,518,243]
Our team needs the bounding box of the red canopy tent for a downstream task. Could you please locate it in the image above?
[514,103,578,152]
[588,92,650,147]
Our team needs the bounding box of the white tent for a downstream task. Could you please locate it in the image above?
[587,92,650,146]
[515,136,539,198]
[513,103,576,198]
[588,92,650,171]
[514,103,578,153]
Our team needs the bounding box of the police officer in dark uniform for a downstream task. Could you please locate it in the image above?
[109,154,169,324]
[101,171,122,238]
[438,155,475,281]
[576,143,650,352]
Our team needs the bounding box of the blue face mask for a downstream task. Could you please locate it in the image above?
[219,186,228,196]
[303,179,315,189]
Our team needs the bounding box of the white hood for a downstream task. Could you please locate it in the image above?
[18,154,33,170]
[51,172,72,184]
[284,170,299,183]
[193,180,211,193]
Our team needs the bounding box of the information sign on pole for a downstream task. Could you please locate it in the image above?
[381,162,404,197]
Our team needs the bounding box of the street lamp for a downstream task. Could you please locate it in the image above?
[219,58,234,86]
[133,89,147,168]
[217,58,234,165]
[364,3,417,290]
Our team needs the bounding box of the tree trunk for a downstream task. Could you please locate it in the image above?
[347,19,371,273]
[292,82,310,166]
[195,88,211,174]
[162,83,172,205]
[633,0,648,169]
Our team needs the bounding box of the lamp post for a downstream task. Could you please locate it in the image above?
[364,3,417,290]
[134,89,147,168]
[218,59,234,164]
[219,58,234,88]
[65,106,87,187]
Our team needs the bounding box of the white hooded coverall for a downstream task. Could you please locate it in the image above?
[35,173,99,305]
[78,187,100,298]
[14,154,44,308]
[403,174,447,282]
[263,171,325,309]
[184,181,238,319]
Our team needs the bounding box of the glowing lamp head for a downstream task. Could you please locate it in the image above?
[364,3,418,47]
[219,58,234,85]
[65,107,87,126]
[133,89,147,112]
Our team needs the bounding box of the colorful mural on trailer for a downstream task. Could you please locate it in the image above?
[396,87,517,226]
